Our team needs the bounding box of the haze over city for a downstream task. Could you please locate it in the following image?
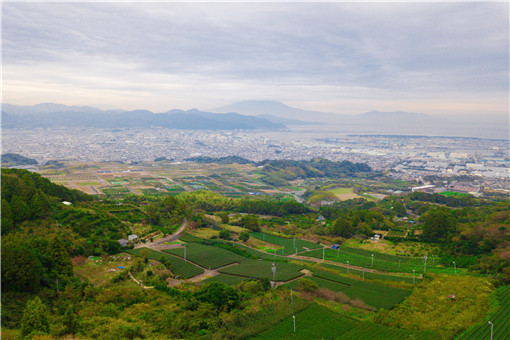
[2,1,509,126]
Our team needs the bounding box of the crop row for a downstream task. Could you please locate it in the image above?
[337,321,440,339]
[163,243,245,269]
[458,285,510,340]
[320,263,421,284]
[125,247,203,279]
[251,304,359,339]
[219,259,305,282]
[202,273,249,286]
[286,272,411,310]
[303,247,441,273]
[250,232,322,256]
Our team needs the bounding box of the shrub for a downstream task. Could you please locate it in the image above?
[297,278,319,292]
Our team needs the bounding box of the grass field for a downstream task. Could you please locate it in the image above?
[329,187,355,195]
[458,285,510,340]
[125,247,204,279]
[251,304,359,339]
[163,243,245,269]
[219,260,305,282]
[250,232,322,256]
[439,191,470,197]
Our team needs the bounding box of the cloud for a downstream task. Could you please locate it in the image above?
[2,2,508,119]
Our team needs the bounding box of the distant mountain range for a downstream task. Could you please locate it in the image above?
[2,101,506,139]
[213,100,437,125]
[1,104,284,130]
[213,101,507,139]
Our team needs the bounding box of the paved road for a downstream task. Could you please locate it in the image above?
[134,219,188,249]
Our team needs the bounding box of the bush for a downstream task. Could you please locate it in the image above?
[297,278,319,292]
[219,229,231,240]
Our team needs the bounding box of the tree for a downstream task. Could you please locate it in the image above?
[242,215,260,232]
[195,282,240,311]
[1,199,14,234]
[219,212,229,224]
[239,231,250,243]
[331,218,354,238]
[30,189,49,218]
[48,236,73,277]
[1,244,42,292]
[140,248,150,264]
[62,304,80,335]
[20,297,49,338]
[10,195,30,222]
[422,207,458,242]
[297,278,319,292]
[219,229,231,240]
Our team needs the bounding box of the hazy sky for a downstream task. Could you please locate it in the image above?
[2,2,509,121]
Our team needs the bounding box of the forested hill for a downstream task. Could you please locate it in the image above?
[1,153,38,166]
[1,168,91,233]
[258,158,373,186]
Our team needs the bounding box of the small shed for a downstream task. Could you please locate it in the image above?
[332,244,340,250]
[118,239,128,247]
[62,201,72,206]
[128,234,138,241]
[317,215,325,222]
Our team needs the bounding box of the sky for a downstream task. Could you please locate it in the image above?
[2,1,509,121]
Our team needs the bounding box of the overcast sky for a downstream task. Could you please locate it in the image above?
[2,2,509,121]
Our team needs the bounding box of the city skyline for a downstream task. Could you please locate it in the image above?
[2,2,509,123]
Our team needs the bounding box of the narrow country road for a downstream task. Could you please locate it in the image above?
[134,219,188,249]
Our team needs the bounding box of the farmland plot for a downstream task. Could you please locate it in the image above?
[251,304,359,340]
[125,248,203,279]
[163,243,245,269]
[337,321,440,340]
[458,285,510,340]
[202,273,249,286]
[250,232,322,256]
[303,246,443,274]
[219,260,305,282]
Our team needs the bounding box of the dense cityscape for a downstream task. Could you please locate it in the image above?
[4,127,508,191]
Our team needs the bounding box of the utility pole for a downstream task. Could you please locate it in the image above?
[291,288,296,333]
[413,270,416,284]
[488,321,493,340]
[371,254,374,267]
[184,244,186,261]
[271,262,276,288]
[424,255,427,273]
[347,261,350,273]
[452,261,456,275]
[323,246,325,261]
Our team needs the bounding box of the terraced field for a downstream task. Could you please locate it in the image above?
[251,304,359,339]
[219,260,305,282]
[250,232,322,256]
[286,270,411,310]
[163,243,245,269]
[337,321,440,340]
[303,245,448,274]
[253,303,440,339]
[458,285,510,340]
[202,273,249,286]
[125,248,203,279]
[320,263,420,284]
